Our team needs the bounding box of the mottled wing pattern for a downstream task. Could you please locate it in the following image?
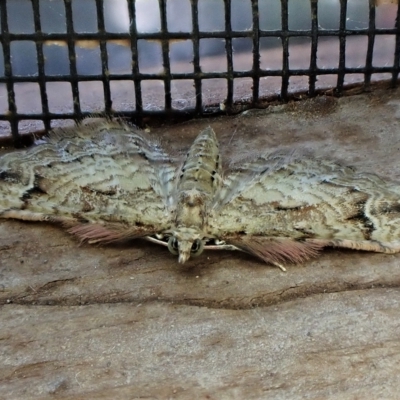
[3,122,400,267]
[208,154,400,264]
[0,121,176,242]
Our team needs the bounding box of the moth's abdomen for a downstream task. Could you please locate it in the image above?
[174,127,221,229]
[177,127,221,197]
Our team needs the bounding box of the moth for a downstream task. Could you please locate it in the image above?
[1,120,400,271]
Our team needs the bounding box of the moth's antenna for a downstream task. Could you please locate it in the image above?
[228,128,237,146]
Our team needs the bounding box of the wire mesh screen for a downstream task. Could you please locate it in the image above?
[0,0,399,145]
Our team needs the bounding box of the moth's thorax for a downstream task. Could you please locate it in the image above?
[175,127,222,229]
[176,189,208,228]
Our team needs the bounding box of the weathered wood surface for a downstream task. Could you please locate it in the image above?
[2,88,400,399]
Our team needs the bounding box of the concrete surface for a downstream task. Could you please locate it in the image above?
[2,87,400,399]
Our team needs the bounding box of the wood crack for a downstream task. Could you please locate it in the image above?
[2,281,400,310]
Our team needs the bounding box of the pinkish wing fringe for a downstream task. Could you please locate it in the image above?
[228,236,326,264]
[67,223,153,244]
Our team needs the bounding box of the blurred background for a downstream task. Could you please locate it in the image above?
[0,0,398,136]
[3,0,396,74]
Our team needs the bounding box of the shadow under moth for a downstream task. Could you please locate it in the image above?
[1,120,400,271]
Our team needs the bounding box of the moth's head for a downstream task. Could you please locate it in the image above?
[167,227,205,264]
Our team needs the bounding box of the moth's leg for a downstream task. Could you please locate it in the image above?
[270,262,287,272]
[204,241,287,271]
[307,238,400,254]
[1,210,77,225]
[203,239,246,252]
[143,235,169,248]
[1,210,49,221]
[204,243,243,251]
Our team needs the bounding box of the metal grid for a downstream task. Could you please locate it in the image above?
[0,0,400,145]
